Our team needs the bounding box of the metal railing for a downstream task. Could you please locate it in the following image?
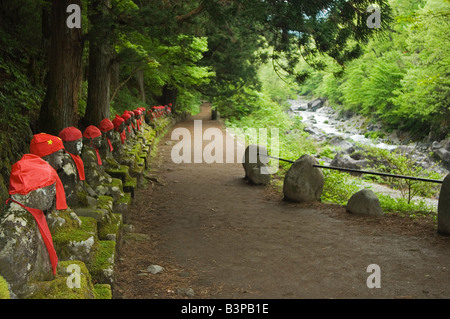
[259,154,444,184]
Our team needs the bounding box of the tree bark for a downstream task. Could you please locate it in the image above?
[38,0,83,135]
[161,85,178,113]
[136,70,145,103]
[83,0,112,127]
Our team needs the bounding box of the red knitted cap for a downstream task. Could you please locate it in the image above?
[59,127,82,142]
[30,133,65,158]
[83,125,102,139]
[99,119,114,132]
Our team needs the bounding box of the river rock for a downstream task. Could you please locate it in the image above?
[434,141,450,168]
[283,155,324,202]
[346,189,384,216]
[329,136,355,153]
[309,98,325,112]
[438,174,450,236]
[330,152,369,171]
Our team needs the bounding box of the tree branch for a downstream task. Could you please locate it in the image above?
[175,3,205,23]
[110,66,142,103]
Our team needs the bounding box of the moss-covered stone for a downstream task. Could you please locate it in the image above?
[97,195,114,214]
[89,241,116,285]
[94,283,112,299]
[0,274,10,299]
[52,216,99,265]
[27,261,97,299]
[97,213,122,242]
[113,193,132,216]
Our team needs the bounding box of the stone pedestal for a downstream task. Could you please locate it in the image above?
[438,174,450,236]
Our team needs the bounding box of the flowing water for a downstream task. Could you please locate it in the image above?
[287,98,448,209]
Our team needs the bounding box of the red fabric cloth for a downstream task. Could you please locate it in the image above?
[68,153,85,181]
[120,131,126,144]
[113,115,124,132]
[94,148,102,166]
[58,127,82,142]
[30,133,65,158]
[121,113,131,133]
[121,112,131,121]
[6,198,58,275]
[107,138,114,152]
[83,125,102,139]
[99,118,114,132]
[9,154,67,210]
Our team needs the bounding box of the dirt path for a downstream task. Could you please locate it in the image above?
[113,104,450,299]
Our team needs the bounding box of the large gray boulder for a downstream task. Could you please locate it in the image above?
[330,152,369,174]
[242,145,271,185]
[346,189,384,216]
[283,155,324,202]
[438,174,450,236]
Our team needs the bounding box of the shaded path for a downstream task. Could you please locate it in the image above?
[113,104,450,299]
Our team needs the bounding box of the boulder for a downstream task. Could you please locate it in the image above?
[346,189,384,216]
[242,145,271,185]
[330,152,369,172]
[438,174,450,236]
[329,136,355,153]
[309,98,325,111]
[434,147,450,169]
[283,155,324,202]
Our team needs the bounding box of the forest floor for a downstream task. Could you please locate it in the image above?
[113,104,450,300]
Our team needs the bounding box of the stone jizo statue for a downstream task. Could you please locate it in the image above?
[0,154,67,298]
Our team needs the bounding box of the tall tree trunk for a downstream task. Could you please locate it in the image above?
[83,0,112,127]
[136,70,145,103]
[110,57,119,100]
[38,0,83,135]
[161,85,178,113]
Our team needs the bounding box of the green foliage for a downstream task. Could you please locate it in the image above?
[376,193,435,217]
[364,145,443,203]
[321,169,362,205]
[295,0,449,139]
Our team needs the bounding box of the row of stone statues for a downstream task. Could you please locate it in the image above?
[0,105,174,298]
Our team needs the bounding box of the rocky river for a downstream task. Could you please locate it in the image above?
[288,97,449,209]
[288,97,450,176]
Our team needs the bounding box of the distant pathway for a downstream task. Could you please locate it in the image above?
[113,104,450,299]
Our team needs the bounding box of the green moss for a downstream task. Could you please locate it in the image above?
[96,195,114,214]
[28,261,97,299]
[89,241,116,284]
[0,275,10,299]
[94,284,112,299]
[116,193,132,205]
[53,216,97,243]
[52,216,99,262]
[97,213,122,241]
[106,165,131,183]
[105,177,124,192]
